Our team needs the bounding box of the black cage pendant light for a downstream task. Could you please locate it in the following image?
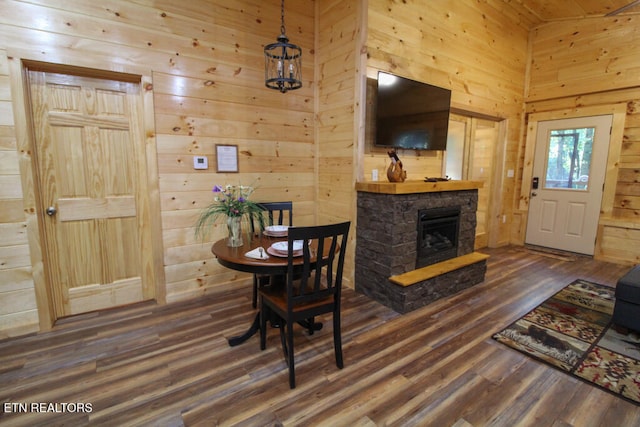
[264,0,302,93]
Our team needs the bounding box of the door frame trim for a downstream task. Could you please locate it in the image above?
[519,104,628,251]
[9,57,165,330]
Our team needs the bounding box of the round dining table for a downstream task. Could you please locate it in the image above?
[212,234,310,275]
[211,234,325,346]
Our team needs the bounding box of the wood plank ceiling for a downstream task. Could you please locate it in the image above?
[520,0,640,22]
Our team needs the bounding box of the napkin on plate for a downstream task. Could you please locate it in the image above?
[245,247,269,260]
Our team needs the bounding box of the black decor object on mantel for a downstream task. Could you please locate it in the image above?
[264,0,302,93]
[424,176,451,182]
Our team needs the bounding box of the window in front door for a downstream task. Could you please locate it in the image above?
[544,127,594,191]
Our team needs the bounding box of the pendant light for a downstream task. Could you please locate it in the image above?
[264,0,302,93]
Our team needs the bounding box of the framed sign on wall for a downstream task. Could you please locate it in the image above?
[216,144,239,173]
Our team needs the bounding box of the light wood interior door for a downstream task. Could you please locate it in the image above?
[28,69,156,318]
[446,115,499,248]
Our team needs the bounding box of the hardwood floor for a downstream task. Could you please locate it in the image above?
[1,246,638,426]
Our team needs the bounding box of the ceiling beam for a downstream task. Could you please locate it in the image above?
[605,0,640,16]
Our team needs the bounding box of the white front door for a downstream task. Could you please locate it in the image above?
[525,115,612,255]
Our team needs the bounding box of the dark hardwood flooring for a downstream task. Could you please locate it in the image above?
[1,245,638,426]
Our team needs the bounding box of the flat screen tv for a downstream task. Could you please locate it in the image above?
[375,71,451,151]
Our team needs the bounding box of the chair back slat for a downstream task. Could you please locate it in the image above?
[286,222,350,310]
[250,201,293,233]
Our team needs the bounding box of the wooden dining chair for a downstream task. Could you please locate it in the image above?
[259,221,351,389]
[249,201,293,308]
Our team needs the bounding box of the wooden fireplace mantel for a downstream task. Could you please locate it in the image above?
[355,180,483,195]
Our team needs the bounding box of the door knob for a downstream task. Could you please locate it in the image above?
[46,206,57,216]
[531,192,537,197]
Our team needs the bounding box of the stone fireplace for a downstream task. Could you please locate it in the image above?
[355,180,488,313]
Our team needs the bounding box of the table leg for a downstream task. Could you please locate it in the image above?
[227,307,284,346]
[227,313,322,346]
[228,312,260,347]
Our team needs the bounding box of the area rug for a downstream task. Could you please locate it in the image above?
[493,279,640,405]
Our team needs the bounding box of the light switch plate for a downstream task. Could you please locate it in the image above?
[193,156,208,170]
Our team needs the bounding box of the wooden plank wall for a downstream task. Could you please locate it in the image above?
[521,15,640,265]
[148,2,316,303]
[0,50,40,338]
[365,0,536,248]
[0,0,316,337]
[315,0,362,288]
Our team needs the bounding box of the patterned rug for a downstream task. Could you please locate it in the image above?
[493,279,640,405]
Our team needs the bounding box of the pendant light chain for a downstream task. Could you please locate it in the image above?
[280,0,286,36]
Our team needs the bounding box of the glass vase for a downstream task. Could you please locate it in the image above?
[226,216,243,247]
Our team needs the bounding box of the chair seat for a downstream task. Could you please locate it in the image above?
[261,283,333,314]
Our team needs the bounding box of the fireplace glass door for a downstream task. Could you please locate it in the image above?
[417,207,460,268]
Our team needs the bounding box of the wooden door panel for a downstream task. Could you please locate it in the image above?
[50,126,88,195]
[57,197,136,221]
[103,130,135,195]
[47,82,82,112]
[104,217,140,281]
[59,220,103,288]
[57,217,140,289]
[48,111,129,129]
[95,87,128,116]
[68,277,143,315]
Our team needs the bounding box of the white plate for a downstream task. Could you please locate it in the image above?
[265,225,288,233]
[266,247,302,258]
[263,230,287,237]
[271,240,303,252]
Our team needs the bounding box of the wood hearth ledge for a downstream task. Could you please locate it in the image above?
[389,252,490,287]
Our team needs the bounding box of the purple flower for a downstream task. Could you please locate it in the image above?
[213,185,223,193]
